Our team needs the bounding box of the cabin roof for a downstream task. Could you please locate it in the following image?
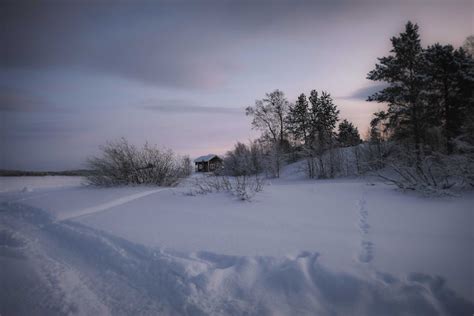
[194,154,219,163]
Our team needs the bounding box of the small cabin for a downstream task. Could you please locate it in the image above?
[194,154,223,172]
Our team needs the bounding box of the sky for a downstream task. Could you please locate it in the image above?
[0,0,472,170]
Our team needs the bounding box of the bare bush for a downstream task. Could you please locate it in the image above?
[377,149,474,194]
[190,174,265,201]
[223,141,265,176]
[86,138,191,186]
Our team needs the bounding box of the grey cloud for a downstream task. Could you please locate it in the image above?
[0,1,355,90]
[1,0,471,91]
[0,88,59,112]
[140,99,242,114]
[342,84,389,101]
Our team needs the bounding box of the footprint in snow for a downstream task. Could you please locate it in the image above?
[356,196,374,264]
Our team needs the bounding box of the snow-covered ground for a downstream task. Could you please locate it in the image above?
[0,173,473,315]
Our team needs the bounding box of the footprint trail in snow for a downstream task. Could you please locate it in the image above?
[357,193,374,263]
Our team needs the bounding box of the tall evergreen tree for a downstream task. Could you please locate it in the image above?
[337,119,361,147]
[308,90,339,150]
[287,93,310,145]
[367,21,426,160]
[308,90,340,178]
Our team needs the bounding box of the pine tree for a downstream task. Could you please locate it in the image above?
[287,93,310,145]
[308,90,340,178]
[369,111,389,143]
[367,21,426,160]
[309,90,339,147]
[308,90,339,149]
[337,119,361,147]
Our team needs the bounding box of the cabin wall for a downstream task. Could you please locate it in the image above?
[195,158,222,172]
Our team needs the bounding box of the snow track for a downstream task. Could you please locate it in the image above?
[56,188,169,221]
[1,202,473,316]
[357,193,374,264]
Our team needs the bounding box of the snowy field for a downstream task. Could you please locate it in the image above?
[0,172,473,315]
[0,176,85,193]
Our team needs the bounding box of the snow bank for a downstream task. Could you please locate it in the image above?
[1,203,472,315]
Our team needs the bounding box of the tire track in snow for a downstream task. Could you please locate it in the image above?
[357,192,374,263]
[57,188,169,221]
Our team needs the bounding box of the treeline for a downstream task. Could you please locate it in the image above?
[223,22,474,192]
[222,88,361,179]
[0,169,93,177]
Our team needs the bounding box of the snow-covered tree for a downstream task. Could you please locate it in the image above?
[462,35,474,57]
[223,141,264,176]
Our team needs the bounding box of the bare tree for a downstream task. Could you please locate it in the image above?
[246,89,290,177]
[462,35,474,56]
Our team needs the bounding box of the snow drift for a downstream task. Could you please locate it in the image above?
[1,201,472,316]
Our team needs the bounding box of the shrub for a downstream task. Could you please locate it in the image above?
[86,138,191,186]
[376,149,474,194]
[190,174,265,201]
[222,141,265,176]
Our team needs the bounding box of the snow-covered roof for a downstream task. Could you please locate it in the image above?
[194,154,219,163]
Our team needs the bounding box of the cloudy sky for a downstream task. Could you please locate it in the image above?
[1,0,472,170]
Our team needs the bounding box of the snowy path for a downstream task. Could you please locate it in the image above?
[57,188,169,221]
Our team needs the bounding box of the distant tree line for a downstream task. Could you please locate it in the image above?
[0,169,93,177]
